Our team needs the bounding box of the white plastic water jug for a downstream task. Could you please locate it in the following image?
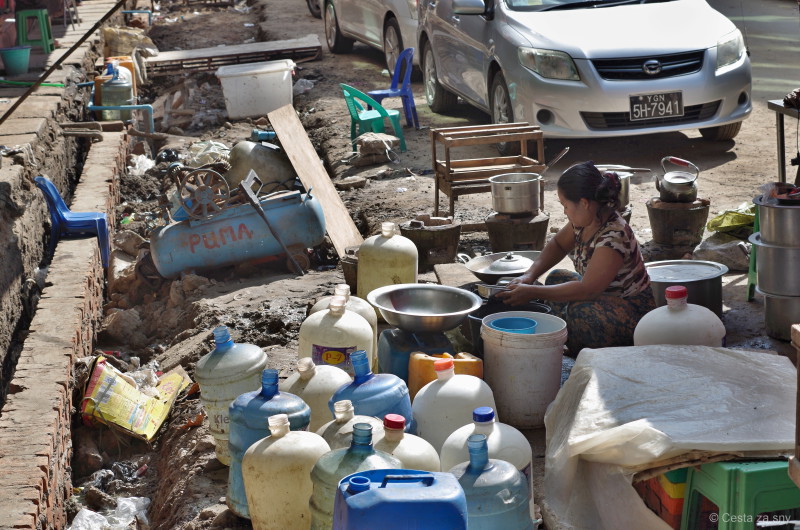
[356,222,418,319]
[634,285,726,346]
[373,414,440,472]
[316,400,385,450]
[242,414,331,530]
[411,358,497,453]
[279,357,353,432]
[195,326,267,465]
[440,407,534,497]
[309,284,378,371]
[299,296,374,375]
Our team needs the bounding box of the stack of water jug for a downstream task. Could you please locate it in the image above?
[196,323,537,529]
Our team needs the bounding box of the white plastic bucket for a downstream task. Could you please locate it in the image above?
[480,311,567,428]
[215,59,295,119]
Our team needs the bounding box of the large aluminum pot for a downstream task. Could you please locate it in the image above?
[645,260,728,316]
[489,173,542,214]
[596,164,632,208]
[748,233,800,296]
[755,287,800,341]
[753,194,800,246]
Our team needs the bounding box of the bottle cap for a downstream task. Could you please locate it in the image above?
[347,476,371,494]
[665,286,688,299]
[328,296,346,312]
[334,284,351,298]
[381,222,396,237]
[473,407,495,422]
[383,414,405,430]
[334,400,354,413]
[434,358,454,371]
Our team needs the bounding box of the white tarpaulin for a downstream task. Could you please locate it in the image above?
[542,345,796,530]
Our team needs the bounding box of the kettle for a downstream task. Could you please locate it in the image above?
[655,156,699,203]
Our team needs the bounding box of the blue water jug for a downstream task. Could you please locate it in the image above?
[449,434,533,530]
[328,351,416,434]
[227,369,311,519]
[333,469,468,529]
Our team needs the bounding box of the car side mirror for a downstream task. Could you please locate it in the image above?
[453,0,489,16]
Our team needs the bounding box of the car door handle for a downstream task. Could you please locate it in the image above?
[451,15,460,22]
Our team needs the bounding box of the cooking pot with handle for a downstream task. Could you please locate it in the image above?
[656,156,699,203]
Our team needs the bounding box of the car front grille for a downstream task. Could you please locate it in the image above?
[580,101,721,130]
[592,51,705,80]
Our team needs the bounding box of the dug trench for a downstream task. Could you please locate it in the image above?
[1,0,796,527]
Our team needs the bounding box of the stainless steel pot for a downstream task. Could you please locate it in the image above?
[596,164,633,208]
[645,260,728,316]
[489,173,542,214]
[655,156,699,203]
[753,194,800,246]
[464,251,540,284]
[748,233,800,296]
[755,287,800,341]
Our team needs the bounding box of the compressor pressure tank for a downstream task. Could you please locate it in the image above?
[149,190,325,278]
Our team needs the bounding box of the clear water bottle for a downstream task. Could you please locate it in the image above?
[449,434,534,530]
[280,357,352,431]
[373,414,440,472]
[242,414,331,530]
[309,423,402,529]
[412,358,496,452]
[195,326,268,465]
[227,369,311,519]
[328,351,415,433]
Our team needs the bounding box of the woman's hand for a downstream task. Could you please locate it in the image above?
[508,272,535,287]
[495,282,537,305]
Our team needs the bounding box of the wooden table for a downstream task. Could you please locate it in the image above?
[431,123,545,217]
[767,99,800,184]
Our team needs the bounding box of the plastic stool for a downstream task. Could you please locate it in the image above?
[34,176,110,268]
[15,9,54,54]
[746,208,760,301]
[680,460,800,530]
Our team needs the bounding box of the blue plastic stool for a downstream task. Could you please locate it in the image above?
[34,176,110,268]
[368,48,419,129]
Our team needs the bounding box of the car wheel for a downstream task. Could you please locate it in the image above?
[423,43,457,113]
[700,122,742,141]
[325,1,354,53]
[306,0,322,18]
[490,72,520,156]
[383,18,403,76]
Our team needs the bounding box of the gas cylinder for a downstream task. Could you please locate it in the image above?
[195,326,267,465]
[440,407,534,496]
[299,296,374,375]
[328,351,415,434]
[149,190,325,279]
[225,140,297,189]
[242,414,331,530]
[633,285,726,346]
[227,369,311,519]
[408,352,483,400]
[309,284,378,371]
[309,423,402,530]
[317,400,385,450]
[280,357,353,431]
[356,222,418,318]
[99,62,134,121]
[373,414,440,472]
[412,358,496,453]
[449,434,534,530]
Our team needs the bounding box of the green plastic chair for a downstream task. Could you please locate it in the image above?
[340,83,406,152]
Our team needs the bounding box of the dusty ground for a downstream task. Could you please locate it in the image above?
[66,0,800,528]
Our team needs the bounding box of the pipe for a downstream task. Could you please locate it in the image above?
[87,104,155,134]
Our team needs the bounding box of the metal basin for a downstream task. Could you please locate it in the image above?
[465,251,540,284]
[366,283,483,333]
[749,233,800,296]
[754,194,800,247]
[646,260,728,316]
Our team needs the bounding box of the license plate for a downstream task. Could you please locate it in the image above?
[629,91,683,121]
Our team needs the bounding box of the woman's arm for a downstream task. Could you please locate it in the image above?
[498,246,623,304]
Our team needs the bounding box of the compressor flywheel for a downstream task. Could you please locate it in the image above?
[179,168,231,219]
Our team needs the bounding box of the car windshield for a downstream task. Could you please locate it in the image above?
[504,0,675,12]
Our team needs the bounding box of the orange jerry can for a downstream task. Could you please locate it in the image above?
[408,352,483,400]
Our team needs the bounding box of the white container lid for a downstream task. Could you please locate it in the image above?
[216,59,296,79]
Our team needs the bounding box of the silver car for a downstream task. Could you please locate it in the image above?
[323,0,420,73]
[418,0,751,150]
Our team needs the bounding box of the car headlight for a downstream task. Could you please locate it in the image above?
[518,47,580,81]
[716,29,745,70]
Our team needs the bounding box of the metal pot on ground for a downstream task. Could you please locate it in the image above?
[655,156,699,203]
[645,260,728,316]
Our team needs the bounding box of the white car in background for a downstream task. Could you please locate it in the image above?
[417,0,752,150]
[323,0,420,74]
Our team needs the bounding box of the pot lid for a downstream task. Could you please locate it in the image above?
[645,260,728,282]
[486,253,534,273]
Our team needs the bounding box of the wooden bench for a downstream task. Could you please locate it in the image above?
[431,123,546,217]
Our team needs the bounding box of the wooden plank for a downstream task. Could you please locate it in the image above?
[434,262,480,288]
[147,35,321,63]
[267,104,363,258]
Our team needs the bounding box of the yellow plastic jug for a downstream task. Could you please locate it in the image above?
[408,352,483,400]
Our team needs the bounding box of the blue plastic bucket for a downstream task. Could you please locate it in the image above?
[488,317,537,334]
[0,46,31,76]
